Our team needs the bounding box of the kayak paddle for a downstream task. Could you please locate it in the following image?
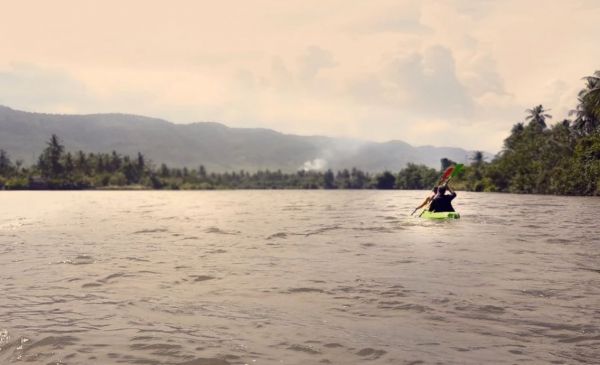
[449,163,464,179]
[410,165,455,216]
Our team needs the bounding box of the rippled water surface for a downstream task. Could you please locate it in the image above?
[1,191,599,364]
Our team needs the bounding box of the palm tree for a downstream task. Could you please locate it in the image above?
[570,71,600,135]
[525,105,552,129]
[583,71,600,113]
[41,134,65,177]
[471,151,484,166]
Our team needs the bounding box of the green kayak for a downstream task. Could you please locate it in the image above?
[420,211,460,219]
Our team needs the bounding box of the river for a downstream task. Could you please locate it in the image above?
[0,191,599,364]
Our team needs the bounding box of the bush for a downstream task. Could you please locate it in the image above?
[5,177,29,189]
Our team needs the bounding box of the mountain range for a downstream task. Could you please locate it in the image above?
[0,105,487,172]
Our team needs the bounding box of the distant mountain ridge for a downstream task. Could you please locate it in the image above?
[0,105,484,172]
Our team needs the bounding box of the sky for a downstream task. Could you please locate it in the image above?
[0,0,599,152]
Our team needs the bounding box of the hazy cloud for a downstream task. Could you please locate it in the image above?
[0,64,88,112]
[349,46,474,118]
[350,2,431,35]
[0,64,165,118]
[1,1,599,152]
[298,46,337,81]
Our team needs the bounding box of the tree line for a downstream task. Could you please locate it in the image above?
[450,70,600,195]
[0,135,441,190]
[0,71,598,194]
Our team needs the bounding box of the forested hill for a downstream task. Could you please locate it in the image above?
[0,105,475,172]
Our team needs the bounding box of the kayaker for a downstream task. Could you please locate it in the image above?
[411,186,438,215]
[428,183,457,212]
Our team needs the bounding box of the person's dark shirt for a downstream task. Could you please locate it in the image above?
[429,191,457,212]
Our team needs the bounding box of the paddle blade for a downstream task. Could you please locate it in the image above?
[440,166,454,182]
[451,163,464,177]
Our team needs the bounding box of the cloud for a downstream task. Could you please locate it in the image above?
[298,46,337,81]
[351,11,432,35]
[349,45,474,118]
[0,64,89,112]
[462,53,507,97]
[0,64,165,118]
[1,1,600,152]
[541,79,581,123]
[445,0,497,20]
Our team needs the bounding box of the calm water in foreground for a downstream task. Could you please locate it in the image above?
[0,191,599,365]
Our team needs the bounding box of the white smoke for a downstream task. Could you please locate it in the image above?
[301,158,328,171]
[299,138,368,171]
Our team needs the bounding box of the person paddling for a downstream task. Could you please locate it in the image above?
[411,187,438,215]
[428,183,457,212]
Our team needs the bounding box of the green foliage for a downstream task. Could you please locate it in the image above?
[450,73,600,196]
[5,177,28,189]
[570,134,600,195]
[0,149,14,177]
[37,134,65,178]
[396,163,438,189]
[323,169,336,189]
[376,171,396,189]
[570,71,600,136]
[0,134,437,190]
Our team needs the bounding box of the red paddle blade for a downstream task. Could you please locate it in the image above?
[440,166,454,182]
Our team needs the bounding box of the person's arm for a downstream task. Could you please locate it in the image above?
[413,196,430,210]
[411,196,432,215]
[447,184,457,197]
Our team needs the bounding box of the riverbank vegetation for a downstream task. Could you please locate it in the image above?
[452,71,600,195]
[0,137,439,190]
[0,71,598,195]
